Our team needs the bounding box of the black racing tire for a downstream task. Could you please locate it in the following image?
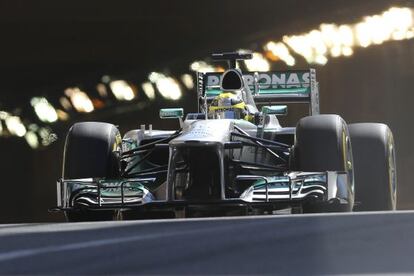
[63,122,122,222]
[63,122,122,179]
[349,123,397,211]
[294,114,354,212]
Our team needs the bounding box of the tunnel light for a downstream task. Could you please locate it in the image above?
[314,55,328,65]
[190,61,216,72]
[142,82,156,100]
[38,127,57,146]
[355,22,371,48]
[96,83,108,97]
[243,52,271,72]
[5,116,26,137]
[30,97,58,123]
[109,80,136,101]
[56,109,69,121]
[264,41,296,66]
[101,75,111,84]
[148,72,164,83]
[156,78,182,100]
[59,97,72,111]
[0,112,8,136]
[149,72,182,100]
[181,74,194,90]
[0,111,10,120]
[338,25,354,47]
[342,47,353,56]
[214,66,226,72]
[25,131,39,149]
[64,88,94,113]
[277,7,414,65]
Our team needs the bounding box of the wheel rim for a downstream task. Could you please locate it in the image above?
[388,136,397,210]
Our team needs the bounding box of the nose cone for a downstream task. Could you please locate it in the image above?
[170,120,233,146]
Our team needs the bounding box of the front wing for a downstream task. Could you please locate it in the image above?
[55,171,351,214]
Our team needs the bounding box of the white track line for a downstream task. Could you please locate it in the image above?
[0,231,177,262]
[0,222,239,263]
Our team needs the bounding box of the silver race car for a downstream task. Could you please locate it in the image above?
[54,52,397,221]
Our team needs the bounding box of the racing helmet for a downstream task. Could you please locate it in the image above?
[208,92,247,120]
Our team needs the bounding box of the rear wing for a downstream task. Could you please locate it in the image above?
[197,69,320,115]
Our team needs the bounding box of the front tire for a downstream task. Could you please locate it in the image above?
[294,115,354,212]
[62,122,122,222]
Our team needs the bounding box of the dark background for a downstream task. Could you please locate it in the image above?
[0,0,413,222]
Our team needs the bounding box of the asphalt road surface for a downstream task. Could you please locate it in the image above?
[0,211,413,274]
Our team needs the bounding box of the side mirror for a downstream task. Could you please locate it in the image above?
[261,105,288,116]
[159,108,184,119]
[159,108,184,128]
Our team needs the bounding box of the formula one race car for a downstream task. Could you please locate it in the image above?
[55,52,397,221]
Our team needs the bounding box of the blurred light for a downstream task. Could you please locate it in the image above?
[264,41,296,66]
[25,131,39,149]
[314,55,328,65]
[142,82,156,100]
[56,109,69,121]
[215,66,226,72]
[101,75,111,84]
[38,127,57,146]
[355,22,371,48]
[278,7,414,65]
[190,61,216,72]
[28,124,39,132]
[59,97,72,111]
[96,83,108,97]
[64,88,94,113]
[30,97,58,123]
[338,25,354,47]
[148,72,164,83]
[5,116,26,137]
[149,72,182,100]
[243,52,271,71]
[342,47,353,56]
[283,35,311,62]
[264,50,280,62]
[0,111,10,120]
[157,78,182,100]
[406,30,414,39]
[181,74,194,90]
[109,80,136,101]
[356,7,413,47]
[91,98,105,109]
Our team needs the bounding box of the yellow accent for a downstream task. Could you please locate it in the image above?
[217,92,236,98]
[209,101,246,112]
[244,114,254,122]
[113,133,122,152]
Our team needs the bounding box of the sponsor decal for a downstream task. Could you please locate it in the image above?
[206,71,310,90]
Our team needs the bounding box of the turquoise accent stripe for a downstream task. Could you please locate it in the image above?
[257,87,310,94]
[205,87,309,97]
[206,90,222,97]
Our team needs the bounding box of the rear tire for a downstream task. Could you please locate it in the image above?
[62,122,122,222]
[349,123,397,211]
[294,115,354,212]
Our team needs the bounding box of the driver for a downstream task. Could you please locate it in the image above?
[208,92,254,121]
